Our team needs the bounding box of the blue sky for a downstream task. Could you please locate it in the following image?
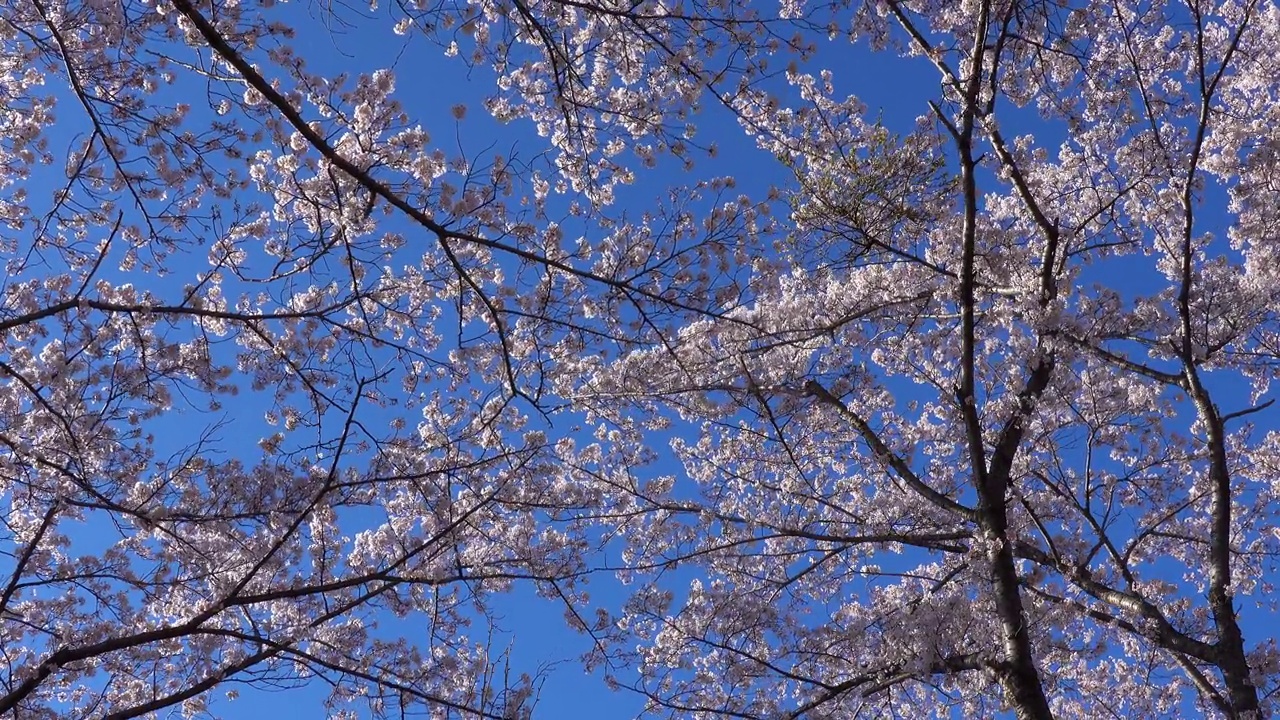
[151,17,944,718]
[14,0,1280,717]
[14,8,657,718]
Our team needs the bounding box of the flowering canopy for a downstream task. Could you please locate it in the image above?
[2,0,1280,716]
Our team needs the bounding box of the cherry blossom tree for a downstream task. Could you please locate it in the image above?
[5,0,1280,715]
[0,0,745,714]
[529,0,1280,719]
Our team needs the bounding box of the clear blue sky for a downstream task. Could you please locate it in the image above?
[23,2,1270,717]
[166,15,950,720]
[156,17,950,718]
